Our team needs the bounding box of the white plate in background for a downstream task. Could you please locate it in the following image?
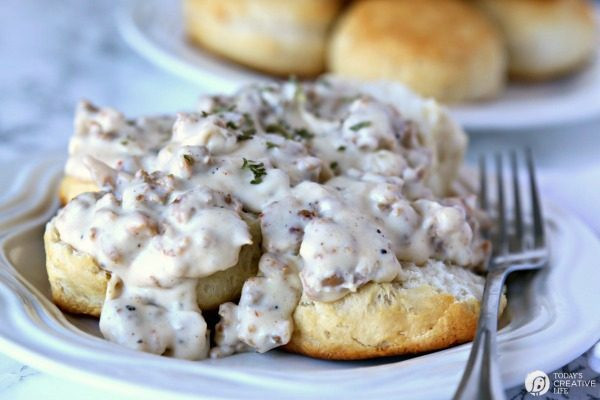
[119,0,600,132]
[118,0,271,95]
[0,155,599,399]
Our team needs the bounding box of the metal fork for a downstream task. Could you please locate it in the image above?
[453,149,550,400]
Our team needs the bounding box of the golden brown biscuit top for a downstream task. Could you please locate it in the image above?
[187,0,344,27]
[477,0,594,15]
[336,0,500,61]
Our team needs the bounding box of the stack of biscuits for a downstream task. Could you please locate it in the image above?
[183,0,597,103]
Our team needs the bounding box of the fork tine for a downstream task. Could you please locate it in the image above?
[495,153,508,255]
[526,148,545,247]
[479,155,489,211]
[511,151,523,251]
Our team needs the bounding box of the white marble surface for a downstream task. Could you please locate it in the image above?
[0,0,599,399]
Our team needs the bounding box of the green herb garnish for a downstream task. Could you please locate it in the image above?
[236,113,256,141]
[241,158,267,184]
[349,121,372,131]
[265,123,290,138]
[242,112,253,125]
[294,128,314,140]
[226,121,238,130]
[201,104,236,118]
[330,161,338,170]
[337,146,346,152]
[214,104,236,113]
[237,129,256,141]
[266,141,279,149]
[183,154,195,167]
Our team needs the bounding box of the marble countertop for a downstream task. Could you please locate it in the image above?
[0,0,599,399]
[0,0,199,163]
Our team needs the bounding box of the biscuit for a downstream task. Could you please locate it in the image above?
[328,0,506,103]
[183,0,344,77]
[474,0,597,80]
[44,214,262,317]
[285,262,506,359]
[58,175,98,205]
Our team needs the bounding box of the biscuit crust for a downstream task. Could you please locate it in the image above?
[285,281,506,360]
[328,0,506,102]
[44,215,262,317]
[58,175,98,205]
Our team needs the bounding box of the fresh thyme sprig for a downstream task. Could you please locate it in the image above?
[265,123,289,138]
[200,103,236,118]
[235,113,257,141]
[241,158,267,184]
[265,122,314,141]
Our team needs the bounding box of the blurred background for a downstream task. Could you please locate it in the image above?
[2,0,600,228]
[0,0,599,398]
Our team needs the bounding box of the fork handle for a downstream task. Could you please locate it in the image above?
[453,268,507,400]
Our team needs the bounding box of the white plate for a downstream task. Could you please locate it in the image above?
[0,155,600,399]
[118,0,600,132]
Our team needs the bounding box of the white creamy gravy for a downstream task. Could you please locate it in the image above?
[65,101,174,181]
[55,171,252,359]
[56,79,483,360]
